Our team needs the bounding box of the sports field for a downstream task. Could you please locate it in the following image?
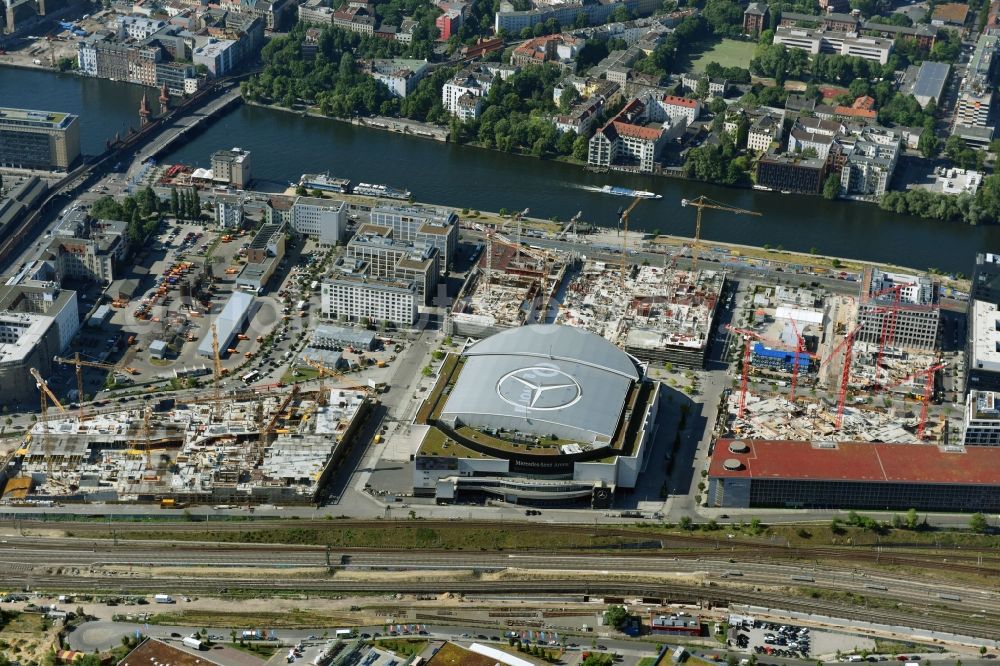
[688,38,758,73]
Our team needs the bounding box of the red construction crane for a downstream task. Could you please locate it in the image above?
[726,325,813,419]
[881,360,946,440]
[787,317,806,403]
[817,323,864,430]
[871,283,906,380]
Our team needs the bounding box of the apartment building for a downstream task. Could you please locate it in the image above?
[215,194,244,228]
[290,197,347,245]
[43,216,127,285]
[588,97,685,173]
[969,299,1000,392]
[743,2,768,35]
[493,0,660,34]
[370,58,428,98]
[659,95,701,124]
[510,34,585,70]
[117,15,166,39]
[838,126,901,197]
[955,34,998,132]
[442,66,498,119]
[747,113,783,152]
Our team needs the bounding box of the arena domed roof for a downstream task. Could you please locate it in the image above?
[438,325,643,444]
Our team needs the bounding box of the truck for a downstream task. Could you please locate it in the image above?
[154,594,174,604]
[182,636,204,650]
[242,629,263,640]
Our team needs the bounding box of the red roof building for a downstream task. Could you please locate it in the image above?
[708,439,1000,512]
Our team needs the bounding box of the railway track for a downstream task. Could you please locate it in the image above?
[4,574,997,641]
[18,519,1000,577]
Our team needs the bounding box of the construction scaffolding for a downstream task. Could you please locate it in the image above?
[10,386,370,505]
[557,262,725,368]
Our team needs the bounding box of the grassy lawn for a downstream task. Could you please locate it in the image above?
[638,658,659,666]
[229,641,280,658]
[687,39,758,73]
[281,365,320,384]
[111,525,647,551]
[147,609,355,629]
[375,638,428,656]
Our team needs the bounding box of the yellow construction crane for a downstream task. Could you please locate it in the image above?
[681,196,761,274]
[54,353,138,423]
[211,323,223,420]
[303,356,374,400]
[141,400,153,467]
[302,356,335,406]
[29,367,66,476]
[258,384,300,462]
[618,197,644,287]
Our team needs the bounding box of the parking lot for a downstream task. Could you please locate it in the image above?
[730,619,876,660]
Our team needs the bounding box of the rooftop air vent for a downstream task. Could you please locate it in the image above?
[728,440,750,453]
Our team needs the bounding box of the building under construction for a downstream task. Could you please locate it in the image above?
[447,234,574,338]
[0,386,371,505]
[726,278,947,443]
[557,262,725,368]
[856,267,940,351]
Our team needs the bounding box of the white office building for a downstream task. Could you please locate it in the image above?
[291,197,347,245]
[963,390,1000,446]
[322,274,418,327]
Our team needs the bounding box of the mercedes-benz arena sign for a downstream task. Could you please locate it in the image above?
[496,363,582,411]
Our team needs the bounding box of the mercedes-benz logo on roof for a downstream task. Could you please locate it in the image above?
[496,364,582,411]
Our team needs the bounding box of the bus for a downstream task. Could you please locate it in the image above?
[242,370,260,384]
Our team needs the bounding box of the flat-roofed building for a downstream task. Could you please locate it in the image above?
[210,146,252,188]
[197,291,254,357]
[291,196,346,245]
[321,271,418,327]
[370,204,458,274]
[908,61,950,108]
[0,284,79,409]
[856,267,939,351]
[708,438,1000,512]
[0,107,81,170]
[236,222,285,293]
[346,227,439,303]
[968,299,1000,391]
[963,390,1000,446]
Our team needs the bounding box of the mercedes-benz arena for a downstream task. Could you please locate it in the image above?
[412,324,662,507]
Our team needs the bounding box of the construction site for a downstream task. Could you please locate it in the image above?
[1,356,373,505]
[724,269,947,444]
[447,232,575,339]
[556,261,726,368]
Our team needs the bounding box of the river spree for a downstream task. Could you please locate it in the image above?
[2,67,998,274]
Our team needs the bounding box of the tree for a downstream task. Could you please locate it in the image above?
[822,174,841,200]
[170,187,179,216]
[969,512,988,533]
[91,196,126,221]
[602,605,629,629]
[679,515,694,530]
[905,507,919,529]
[572,134,589,161]
[559,86,580,113]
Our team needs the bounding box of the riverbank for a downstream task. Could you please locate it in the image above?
[274,184,970,293]
[246,99,449,141]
